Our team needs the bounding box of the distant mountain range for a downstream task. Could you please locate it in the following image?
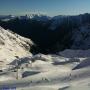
[0,13,90,54]
[0,14,51,21]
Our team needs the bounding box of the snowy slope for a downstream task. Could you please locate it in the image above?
[0,26,33,66]
[0,53,90,90]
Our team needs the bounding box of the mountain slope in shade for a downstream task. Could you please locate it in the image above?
[0,26,33,66]
[71,25,90,49]
[59,49,90,58]
[73,58,90,70]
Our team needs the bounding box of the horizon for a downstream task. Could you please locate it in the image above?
[0,12,90,17]
[0,0,90,16]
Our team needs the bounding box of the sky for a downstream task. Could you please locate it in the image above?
[0,0,90,16]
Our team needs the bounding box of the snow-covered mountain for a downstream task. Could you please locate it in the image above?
[0,15,16,21]
[0,26,90,90]
[0,14,51,22]
[0,26,33,65]
[0,14,90,90]
[18,14,51,22]
[1,13,90,53]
